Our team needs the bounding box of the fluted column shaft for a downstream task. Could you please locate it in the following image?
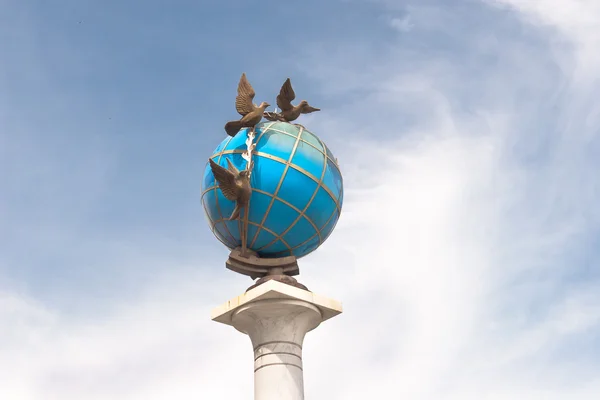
[231,299,322,400]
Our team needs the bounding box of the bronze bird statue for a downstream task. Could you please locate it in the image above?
[224,73,270,137]
[209,158,252,221]
[263,78,320,125]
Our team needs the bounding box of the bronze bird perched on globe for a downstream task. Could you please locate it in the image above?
[224,73,270,137]
[209,158,252,221]
[263,78,320,126]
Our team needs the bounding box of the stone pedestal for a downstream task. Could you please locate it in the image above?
[211,280,342,400]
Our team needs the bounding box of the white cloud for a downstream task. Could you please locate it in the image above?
[487,0,600,74]
[390,15,414,32]
[2,1,600,399]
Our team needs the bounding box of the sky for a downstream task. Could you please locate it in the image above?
[1,0,600,399]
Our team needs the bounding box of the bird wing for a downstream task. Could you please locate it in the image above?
[209,159,239,201]
[226,158,240,175]
[301,104,320,114]
[235,73,256,116]
[276,78,296,112]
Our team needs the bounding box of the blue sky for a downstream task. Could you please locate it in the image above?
[2,0,600,399]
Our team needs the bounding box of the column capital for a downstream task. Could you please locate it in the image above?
[211,281,342,400]
[211,280,342,328]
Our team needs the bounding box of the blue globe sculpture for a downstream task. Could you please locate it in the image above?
[202,121,343,259]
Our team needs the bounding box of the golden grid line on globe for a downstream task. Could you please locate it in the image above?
[201,137,341,254]
[269,126,342,176]
[202,123,278,249]
[210,151,342,214]
[218,123,275,246]
[250,126,328,252]
[247,127,303,249]
[202,135,236,247]
[202,180,339,255]
[207,190,340,258]
[201,123,343,256]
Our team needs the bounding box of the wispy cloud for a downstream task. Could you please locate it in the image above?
[389,14,415,32]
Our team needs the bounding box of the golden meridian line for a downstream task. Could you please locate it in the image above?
[209,190,236,248]
[213,149,342,214]
[314,143,344,249]
[261,126,342,176]
[201,186,220,199]
[322,141,344,185]
[200,169,217,235]
[314,198,342,246]
[206,122,276,248]
[238,122,273,253]
[263,155,340,213]
[201,192,236,248]
[200,194,220,238]
[255,131,328,253]
[251,188,321,253]
[260,152,341,214]
[254,132,344,257]
[248,126,304,249]
[210,217,291,250]
[246,126,303,249]
[250,188,319,231]
[210,136,238,245]
[201,121,278,250]
[316,184,343,244]
[239,122,278,251]
[202,186,322,240]
[268,198,341,258]
[207,122,274,168]
[263,126,336,166]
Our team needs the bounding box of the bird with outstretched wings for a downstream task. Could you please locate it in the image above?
[263,78,320,124]
[209,158,252,221]
[224,73,270,137]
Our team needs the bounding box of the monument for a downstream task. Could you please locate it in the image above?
[201,74,344,399]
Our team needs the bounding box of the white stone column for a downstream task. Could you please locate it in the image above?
[211,280,342,400]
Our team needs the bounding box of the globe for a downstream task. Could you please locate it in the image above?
[201,121,343,259]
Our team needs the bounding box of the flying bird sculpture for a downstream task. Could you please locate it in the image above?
[224,73,270,137]
[263,78,320,126]
[209,158,252,221]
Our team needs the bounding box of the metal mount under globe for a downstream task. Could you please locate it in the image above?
[226,248,309,292]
